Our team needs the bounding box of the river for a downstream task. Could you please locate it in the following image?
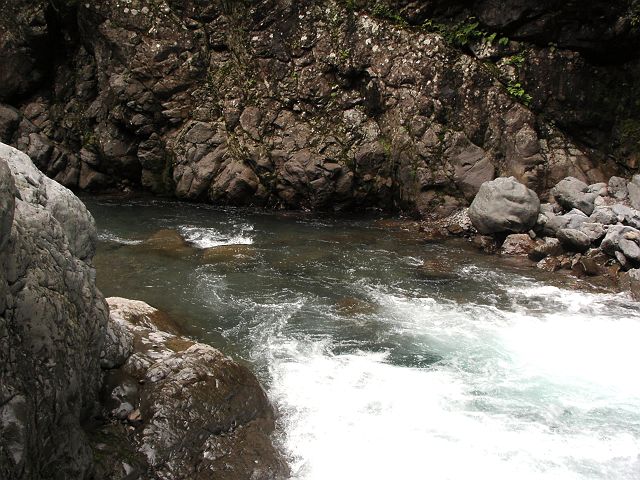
[85,196,640,480]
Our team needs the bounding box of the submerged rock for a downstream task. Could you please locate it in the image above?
[95,297,289,480]
[200,244,257,264]
[469,177,540,235]
[335,297,379,316]
[139,228,194,258]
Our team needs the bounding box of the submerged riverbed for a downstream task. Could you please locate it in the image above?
[85,196,640,480]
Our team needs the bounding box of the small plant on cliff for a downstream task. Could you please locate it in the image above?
[370,2,407,26]
[507,81,532,106]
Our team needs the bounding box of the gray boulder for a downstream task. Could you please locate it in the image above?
[578,222,606,245]
[0,143,108,479]
[469,177,540,235]
[601,225,640,266]
[608,176,629,200]
[556,228,592,253]
[612,204,640,229]
[589,206,618,225]
[542,209,588,236]
[551,176,598,215]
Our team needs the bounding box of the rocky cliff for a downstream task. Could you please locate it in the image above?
[0,143,108,478]
[0,0,638,217]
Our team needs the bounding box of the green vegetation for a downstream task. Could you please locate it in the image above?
[507,81,532,106]
[370,2,407,26]
[505,51,526,67]
[422,17,509,48]
[630,0,640,27]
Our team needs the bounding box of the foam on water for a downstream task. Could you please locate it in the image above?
[179,224,254,248]
[98,231,143,245]
[261,282,640,480]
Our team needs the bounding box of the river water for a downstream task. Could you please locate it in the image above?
[85,196,640,480]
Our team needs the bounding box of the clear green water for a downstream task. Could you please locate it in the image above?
[85,196,640,480]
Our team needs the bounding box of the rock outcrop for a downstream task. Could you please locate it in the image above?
[0,143,108,479]
[94,297,288,480]
[0,0,637,216]
[0,143,287,479]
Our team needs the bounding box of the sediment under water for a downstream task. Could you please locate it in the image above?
[85,196,640,480]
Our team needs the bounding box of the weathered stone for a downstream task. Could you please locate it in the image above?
[529,237,563,261]
[619,269,640,300]
[589,206,618,225]
[608,176,628,200]
[542,209,588,236]
[500,233,536,255]
[551,177,598,215]
[601,225,640,267]
[556,228,592,253]
[0,0,631,219]
[0,143,108,479]
[628,181,640,210]
[94,298,289,480]
[578,222,606,245]
[586,182,607,196]
[469,177,540,235]
[612,204,640,229]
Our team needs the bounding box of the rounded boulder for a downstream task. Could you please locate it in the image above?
[469,177,540,235]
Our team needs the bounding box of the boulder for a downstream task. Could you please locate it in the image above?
[541,209,588,236]
[529,237,563,261]
[551,176,598,215]
[601,225,640,266]
[0,143,108,479]
[619,269,640,300]
[608,176,628,200]
[589,206,618,225]
[500,233,536,255]
[612,204,640,229]
[556,228,592,253]
[578,222,606,245]
[469,177,540,235]
[94,298,289,480]
[628,180,640,210]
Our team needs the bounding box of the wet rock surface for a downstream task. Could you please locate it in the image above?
[0,0,637,216]
[0,143,108,479]
[93,297,289,480]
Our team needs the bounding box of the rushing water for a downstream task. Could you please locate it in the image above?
[84,195,640,480]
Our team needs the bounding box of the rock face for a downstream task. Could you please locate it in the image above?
[468,176,540,234]
[95,298,288,480]
[0,0,636,216]
[0,143,108,479]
